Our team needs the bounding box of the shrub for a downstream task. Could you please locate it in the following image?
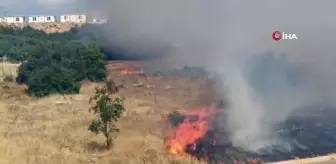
[16,43,107,96]
[89,80,125,149]
[168,111,185,127]
[26,66,81,97]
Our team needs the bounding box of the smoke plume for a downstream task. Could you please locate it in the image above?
[43,0,336,151]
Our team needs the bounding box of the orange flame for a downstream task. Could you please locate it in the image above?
[119,64,145,76]
[166,107,217,156]
[166,106,264,164]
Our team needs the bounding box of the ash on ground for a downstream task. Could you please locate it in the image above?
[190,107,336,163]
[261,107,336,161]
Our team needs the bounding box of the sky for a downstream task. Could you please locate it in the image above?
[0,0,85,15]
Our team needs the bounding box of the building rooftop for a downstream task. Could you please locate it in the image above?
[60,14,86,15]
[3,15,25,17]
[28,15,56,17]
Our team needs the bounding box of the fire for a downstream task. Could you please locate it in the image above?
[119,64,145,76]
[166,106,264,164]
[166,106,217,156]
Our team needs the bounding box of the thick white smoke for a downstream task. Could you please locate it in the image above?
[35,0,336,151]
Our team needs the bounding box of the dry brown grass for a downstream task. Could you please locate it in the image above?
[0,22,82,33]
[0,62,207,164]
[1,62,333,164]
[0,62,19,82]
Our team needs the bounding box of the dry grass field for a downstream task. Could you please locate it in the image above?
[0,22,81,33]
[2,62,334,164]
[0,62,19,82]
[0,62,209,164]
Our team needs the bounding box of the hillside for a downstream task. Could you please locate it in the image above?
[0,24,216,163]
[0,22,88,33]
[0,62,210,164]
[0,23,335,164]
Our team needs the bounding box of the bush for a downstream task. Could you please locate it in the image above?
[15,42,107,96]
[168,111,185,127]
[26,66,82,97]
[0,25,109,96]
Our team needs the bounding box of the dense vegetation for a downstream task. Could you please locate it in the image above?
[0,25,108,97]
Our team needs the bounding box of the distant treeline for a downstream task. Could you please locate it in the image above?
[0,25,109,96]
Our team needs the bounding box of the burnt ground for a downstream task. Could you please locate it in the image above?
[2,60,335,164]
[263,107,336,161]
[186,105,336,163]
[119,60,336,164]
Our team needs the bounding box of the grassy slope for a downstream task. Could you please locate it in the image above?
[0,62,208,164]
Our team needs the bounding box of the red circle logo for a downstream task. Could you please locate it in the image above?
[272,31,282,41]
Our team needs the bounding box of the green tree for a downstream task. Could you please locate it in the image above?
[82,43,107,81]
[15,41,107,96]
[88,80,125,149]
[26,66,81,97]
[0,25,112,96]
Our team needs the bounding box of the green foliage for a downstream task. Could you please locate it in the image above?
[26,66,81,97]
[89,79,125,149]
[0,26,108,96]
[168,111,185,127]
[83,44,107,81]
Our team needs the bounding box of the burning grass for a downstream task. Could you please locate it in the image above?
[165,106,263,164]
[0,62,208,164]
[1,61,336,164]
[162,77,336,164]
[165,100,336,163]
[118,64,145,76]
[166,106,217,156]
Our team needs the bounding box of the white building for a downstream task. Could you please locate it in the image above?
[60,14,86,23]
[28,16,56,23]
[3,16,25,23]
[91,18,108,24]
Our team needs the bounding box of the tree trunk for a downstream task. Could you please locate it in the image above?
[106,135,112,149]
[105,121,113,150]
[105,121,111,149]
